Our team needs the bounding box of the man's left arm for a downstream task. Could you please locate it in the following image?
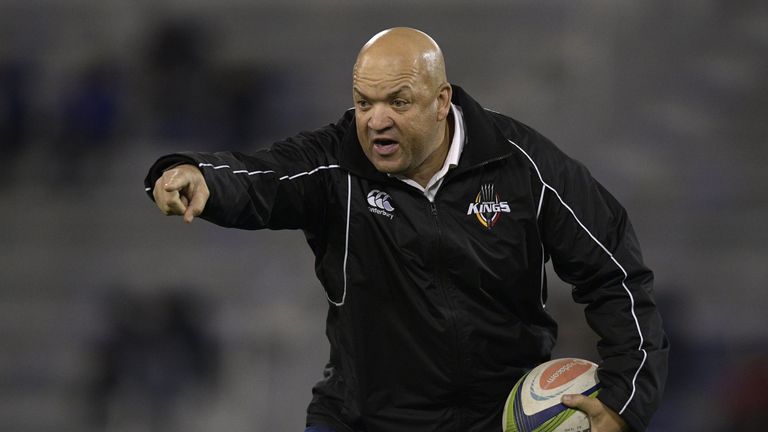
[537,153,669,432]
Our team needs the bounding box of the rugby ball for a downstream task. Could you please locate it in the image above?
[502,358,601,432]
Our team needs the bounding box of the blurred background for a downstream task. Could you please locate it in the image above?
[1,0,766,431]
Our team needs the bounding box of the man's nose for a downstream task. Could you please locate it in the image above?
[368,105,393,131]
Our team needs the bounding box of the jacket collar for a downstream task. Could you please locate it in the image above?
[339,85,513,181]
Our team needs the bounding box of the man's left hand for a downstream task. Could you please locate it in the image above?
[561,394,629,432]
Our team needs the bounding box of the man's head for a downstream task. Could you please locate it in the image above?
[353,28,452,185]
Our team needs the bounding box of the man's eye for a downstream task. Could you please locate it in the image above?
[357,100,371,109]
[392,99,409,108]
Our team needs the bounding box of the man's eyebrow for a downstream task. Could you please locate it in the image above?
[353,86,413,99]
[352,87,368,98]
[387,86,412,98]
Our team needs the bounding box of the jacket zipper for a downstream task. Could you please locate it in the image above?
[429,201,465,430]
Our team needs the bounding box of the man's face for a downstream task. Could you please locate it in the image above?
[353,58,449,180]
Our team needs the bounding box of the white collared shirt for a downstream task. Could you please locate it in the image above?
[393,103,466,202]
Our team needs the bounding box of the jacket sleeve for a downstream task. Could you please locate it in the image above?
[536,146,669,431]
[143,122,346,231]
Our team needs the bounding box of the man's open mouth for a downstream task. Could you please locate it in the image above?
[373,139,399,156]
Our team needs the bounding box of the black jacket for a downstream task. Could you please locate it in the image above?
[145,86,668,432]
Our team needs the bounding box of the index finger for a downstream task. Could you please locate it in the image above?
[162,168,187,192]
[183,184,209,223]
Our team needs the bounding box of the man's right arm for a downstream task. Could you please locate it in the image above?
[144,149,330,230]
[144,116,350,230]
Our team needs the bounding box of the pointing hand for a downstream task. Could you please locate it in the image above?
[153,164,210,223]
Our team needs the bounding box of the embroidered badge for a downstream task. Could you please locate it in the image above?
[466,183,510,229]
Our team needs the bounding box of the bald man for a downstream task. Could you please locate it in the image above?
[146,28,668,432]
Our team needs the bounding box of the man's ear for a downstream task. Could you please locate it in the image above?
[436,84,452,121]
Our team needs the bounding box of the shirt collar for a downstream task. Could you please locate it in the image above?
[445,103,466,169]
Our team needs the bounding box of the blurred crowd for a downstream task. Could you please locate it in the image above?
[1,19,296,189]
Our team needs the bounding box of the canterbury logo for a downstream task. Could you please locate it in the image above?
[467,183,510,229]
[367,189,395,220]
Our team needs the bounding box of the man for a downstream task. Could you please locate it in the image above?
[146,28,668,432]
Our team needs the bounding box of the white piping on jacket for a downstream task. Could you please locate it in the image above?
[537,186,547,308]
[327,173,351,307]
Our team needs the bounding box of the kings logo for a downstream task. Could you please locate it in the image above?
[466,184,510,229]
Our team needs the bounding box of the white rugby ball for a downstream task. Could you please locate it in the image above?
[502,358,601,432]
